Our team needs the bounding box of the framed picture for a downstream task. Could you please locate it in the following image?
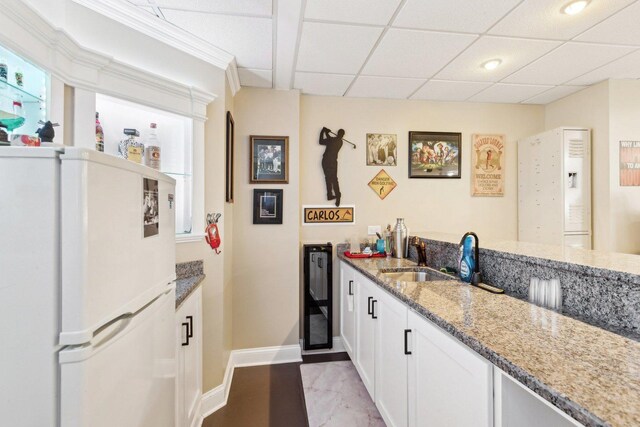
[253,189,283,224]
[225,111,234,203]
[366,133,397,166]
[409,131,462,178]
[250,135,289,183]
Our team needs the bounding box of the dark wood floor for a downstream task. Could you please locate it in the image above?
[203,352,350,427]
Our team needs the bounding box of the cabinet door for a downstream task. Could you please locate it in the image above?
[375,289,409,427]
[408,310,492,427]
[340,262,356,359]
[355,274,377,399]
[176,286,203,427]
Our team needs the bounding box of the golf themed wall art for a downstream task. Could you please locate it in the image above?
[250,135,289,184]
[319,126,355,207]
[472,134,505,196]
[366,133,397,166]
[409,131,462,179]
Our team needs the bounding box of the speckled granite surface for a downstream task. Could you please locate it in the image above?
[175,260,205,309]
[409,233,640,337]
[337,247,640,427]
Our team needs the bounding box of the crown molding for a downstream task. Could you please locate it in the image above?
[0,0,217,120]
[226,58,242,96]
[71,0,235,72]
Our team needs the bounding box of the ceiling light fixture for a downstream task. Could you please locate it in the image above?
[482,59,502,71]
[562,0,589,15]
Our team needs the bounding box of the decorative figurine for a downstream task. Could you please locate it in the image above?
[36,120,59,143]
[319,127,356,207]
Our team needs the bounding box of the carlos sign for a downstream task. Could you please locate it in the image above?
[303,206,355,225]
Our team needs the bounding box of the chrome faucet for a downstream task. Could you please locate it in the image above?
[459,232,482,285]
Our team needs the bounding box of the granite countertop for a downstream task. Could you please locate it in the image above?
[338,252,640,427]
[175,260,205,309]
[414,231,640,285]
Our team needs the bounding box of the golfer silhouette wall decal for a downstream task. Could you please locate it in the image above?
[319,127,356,207]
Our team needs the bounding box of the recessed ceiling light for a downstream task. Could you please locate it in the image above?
[482,59,502,71]
[562,0,589,15]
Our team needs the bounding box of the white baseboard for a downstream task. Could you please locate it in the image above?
[300,336,345,355]
[200,343,303,421]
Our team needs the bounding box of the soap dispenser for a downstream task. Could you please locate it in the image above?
[459,235,475,283]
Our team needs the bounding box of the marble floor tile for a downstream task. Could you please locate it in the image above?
[300,361,386,427]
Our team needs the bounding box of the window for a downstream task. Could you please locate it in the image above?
[95,94,201,241]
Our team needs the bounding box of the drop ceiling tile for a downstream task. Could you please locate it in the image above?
[151,0,272,16]
[468,83,553,103]
[577,2,640,46]
[347,76,426,99]
[162,9,272,69]
[567,50,640,85]
[522,85,586,104]
[362,29,477,79]
[293,72,354,96]
[488,0,636,40]
[393,0,521,33]
[304,0,401,25]
[436,36,560,82]
[238,68,272,87]
[502,42,636,85]
[296,22,383,74]
[410,80,492,101]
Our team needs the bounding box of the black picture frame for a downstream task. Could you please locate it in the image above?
[252,189,283,224]
[408,131,462,179]
[250,135,289,183]
[225,111,235,203]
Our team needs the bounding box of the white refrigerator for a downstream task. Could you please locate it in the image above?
[0,147,177,426]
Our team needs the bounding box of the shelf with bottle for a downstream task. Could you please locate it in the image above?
[0,79,44,104]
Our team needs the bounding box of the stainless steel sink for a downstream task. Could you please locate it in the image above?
[379,267,452,282]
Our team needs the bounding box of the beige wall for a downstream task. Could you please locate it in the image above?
[545,80,640,254]
[299,95,545,336]
[176,74,232,391]
[608,80,640,254]
[545,81,611,250]
[231,88,301,349]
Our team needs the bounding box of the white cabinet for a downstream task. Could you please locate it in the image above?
[340,262,357,359]
[176,286,203,427]
[375,288,409,427]
[355,275,378,399]
[408,310,493,427]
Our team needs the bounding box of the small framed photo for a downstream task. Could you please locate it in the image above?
[225,111,235,203]
[366,133,397,166]
[253,189,283,224]
[409,131,462,179]
[250,135,289,183]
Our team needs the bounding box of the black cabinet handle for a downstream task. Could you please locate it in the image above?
[186,315,193,338]
[371,300,377,319]
[181,323,190,346]
[318,258,323,268]
[348,280,353,295]
[311,254,315,262]
[404,329,411,355]
[367,296,373,315]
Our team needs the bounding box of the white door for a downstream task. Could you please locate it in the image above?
[376,289,409,427]
[340,262,356,359]
[60,149,176,345]
[59,287,176,427]
[355,274,377,399]
[408,310,493,427]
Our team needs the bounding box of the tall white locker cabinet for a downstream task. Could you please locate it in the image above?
[518,127,592,249]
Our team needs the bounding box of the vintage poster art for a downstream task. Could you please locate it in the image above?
[409,131,461,178]
[143,178,159,237]
[250,136,289,184]
[472,134,505,196]
[366,133,397,166]
[620,140,640,186]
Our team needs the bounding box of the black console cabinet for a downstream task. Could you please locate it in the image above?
[303,243,333,350]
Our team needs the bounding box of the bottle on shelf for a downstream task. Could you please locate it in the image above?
[95,112,104,152]
[144,122,161,170]
[0,58,7,82]
[14,67,23,87]
[118,128,144,164]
